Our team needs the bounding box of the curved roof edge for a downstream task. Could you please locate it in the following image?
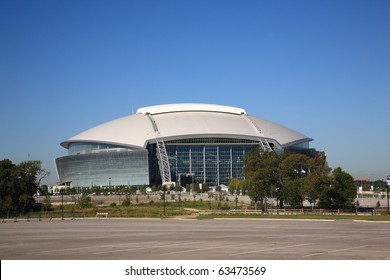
[60,139,147,150]
[136,103,247,115]
[281,137,314,148]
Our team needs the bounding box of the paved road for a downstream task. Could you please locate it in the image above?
[1,218,390,260]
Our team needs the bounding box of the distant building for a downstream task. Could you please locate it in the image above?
[354,178,369,193]
[55,103,314,188]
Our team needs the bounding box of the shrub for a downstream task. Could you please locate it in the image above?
[79,193,92,208]
[122,200,131,206]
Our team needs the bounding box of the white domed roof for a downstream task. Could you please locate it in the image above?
[137,103,247,115]
[61,103,312,149]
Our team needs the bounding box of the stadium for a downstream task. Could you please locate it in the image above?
[55,103,313,188]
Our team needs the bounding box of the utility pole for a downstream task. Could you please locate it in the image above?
[61,189,64,220]
[163,185,166,216]
[387,186,389,215]
[386,178,389,215]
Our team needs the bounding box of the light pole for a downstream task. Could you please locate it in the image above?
[387,186,389,215]
[60,189,64,220]
[163,185,166,216]
[178,191,181,208]
[386,175,390,215]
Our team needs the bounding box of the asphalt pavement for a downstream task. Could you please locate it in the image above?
[1,218,390,260]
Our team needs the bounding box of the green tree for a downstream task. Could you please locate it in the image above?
[318,167,356,209]
[39,184,49,196]
[244,149,280,211]
[280,153,310,208]
[78,193,92,208]
[42,195,52,212]
[228,178,250,195]
[0,159,47,216]
[279,153,332,208]
[0,159,15,216]
[122,193,131,206]
[304,157,332,207]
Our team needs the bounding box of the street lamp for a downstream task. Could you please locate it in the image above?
[60,189,64,220]
[163,184,166,216]
[178,187,182,208]
[387,185,389,215]
[386,176,390,215]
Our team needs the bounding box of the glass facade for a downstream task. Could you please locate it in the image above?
[148,138,259,186]
[68,142,130,155]
[56,150,149,187]
[57,138,261,187]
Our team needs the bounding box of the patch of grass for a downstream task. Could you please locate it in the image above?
[9,199,390,221]
[197,213,390,221]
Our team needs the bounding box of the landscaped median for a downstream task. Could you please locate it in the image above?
[3,198,390,222]
[185,208,390,221]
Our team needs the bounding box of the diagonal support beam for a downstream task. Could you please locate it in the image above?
[156,139,172,183]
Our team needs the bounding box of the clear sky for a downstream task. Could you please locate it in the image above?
[1,0,389,185]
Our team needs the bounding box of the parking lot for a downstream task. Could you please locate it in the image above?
[1,218,390,260]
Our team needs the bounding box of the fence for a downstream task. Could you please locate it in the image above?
[196,207,389,216]
[2,206,389,221]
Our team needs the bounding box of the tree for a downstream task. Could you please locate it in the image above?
[0,159,15,216]
[228,178,250,195]
[42,195,52,212]
[79,193,92,208]
[122,194,131,206]
[318,167,356,209]
[280,153,310,208]
[0,159,48,216]
[304,157,332,208]
[39,184,50,196]
[244,149,280,211]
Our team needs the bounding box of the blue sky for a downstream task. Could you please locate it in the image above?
[1,0,389,185]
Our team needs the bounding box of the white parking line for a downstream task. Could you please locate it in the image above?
[353,220,390,223]
[37,241,198,255]
[229,243,312,257]
[159,242,258,257]
[302,245,368,258]
[94,241,206,255]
